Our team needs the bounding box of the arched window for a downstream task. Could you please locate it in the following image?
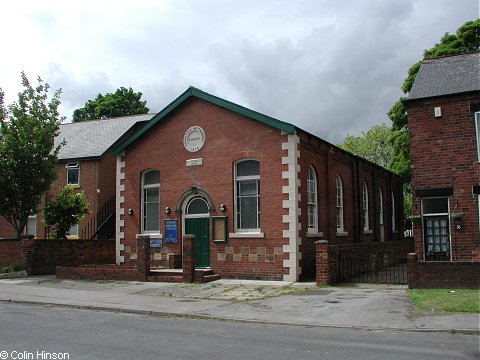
[391,191,396,231]
[307,166,318,232]
[185,196,209,216]
[362,182,369,231]
[141,170,160,233]
[336,175,344,232]
[234,159,260,232]
[379,187,384,225]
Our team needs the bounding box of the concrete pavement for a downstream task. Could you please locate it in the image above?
[0,275,478,334]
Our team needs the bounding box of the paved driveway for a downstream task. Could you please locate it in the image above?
[0,276,478,332]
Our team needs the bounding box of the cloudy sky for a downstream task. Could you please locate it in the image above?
[1,0,478,143]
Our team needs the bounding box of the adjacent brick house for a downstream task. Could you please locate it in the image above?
[405,52,480,266]
[0,114,151,239]
[113,87,403,281]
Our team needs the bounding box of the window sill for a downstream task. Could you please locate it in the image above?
[363,229,373,234]
[136,233,163,239]
[306,232,324,238]
[229,232,264,239]
[67,236,80,240]
[68,184,81,189]
[336,231,349,237]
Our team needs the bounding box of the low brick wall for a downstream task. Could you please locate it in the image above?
[0,238,22,267]
[56,264,139,281]
[56,235,196,282]
[22,239,115,275]
[407,253,480,289]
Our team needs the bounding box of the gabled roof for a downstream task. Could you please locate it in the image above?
[112,86,296,155]
[406,52,480,101]
[56,114,153,160]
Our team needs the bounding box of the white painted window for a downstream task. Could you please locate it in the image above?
[141,170,160,233]
[362,182,369,231]
[476,112,480,162]
[391,191,396,231]
[336,175,344,232]
[421,197,450,260]
[307,166,318,232]
[67,224,78,237]
[66,162,80,185]
[25,215,36,236]
[185,196,209,216]
[234,159,260,232]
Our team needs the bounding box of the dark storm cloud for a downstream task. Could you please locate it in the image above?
[4,0,475,144]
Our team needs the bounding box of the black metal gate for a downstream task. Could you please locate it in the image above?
[336,250,408,284]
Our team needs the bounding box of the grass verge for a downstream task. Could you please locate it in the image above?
[408,289,480,313]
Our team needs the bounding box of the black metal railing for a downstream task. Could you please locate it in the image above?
[80,196,115,240]
[337,250,408,284]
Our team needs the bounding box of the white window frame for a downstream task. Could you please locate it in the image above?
[234,159,260,233]
[421,196,450,217]
[185,196,209,218]
[391,191,396,231]
[24,214,37,237]
[421,196,451,261]
[307,166,318,232]
[475,112,480,162]
[67,224,78,238]
[336,175,344,232]
[141,170,160,234]
[362,182,369,231]
[66,162,80,186]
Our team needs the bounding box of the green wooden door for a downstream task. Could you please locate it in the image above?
[185,217,210,268]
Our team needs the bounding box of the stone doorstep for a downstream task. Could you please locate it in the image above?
[147,268,220,283]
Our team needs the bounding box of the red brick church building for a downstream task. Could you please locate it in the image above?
[112,87,403,281]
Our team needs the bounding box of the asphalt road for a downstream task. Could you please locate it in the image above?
[0,303,478,360]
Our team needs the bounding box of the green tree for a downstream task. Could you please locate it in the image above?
[0,73,65,238]
[72,87,149,122]
[338,124,394,169]
[389,19,480,182]
[42,186,89,239]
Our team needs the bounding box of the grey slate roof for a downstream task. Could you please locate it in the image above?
[407,52,480,100]
[55,114,154,160]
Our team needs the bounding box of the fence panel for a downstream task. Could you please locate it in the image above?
[337,250,408,284]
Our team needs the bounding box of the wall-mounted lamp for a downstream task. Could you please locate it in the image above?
[127,208,134,216]
[219,203,226,212]
[164,207,171,214]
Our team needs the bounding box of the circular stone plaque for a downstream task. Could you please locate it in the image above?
[183,125,206,152]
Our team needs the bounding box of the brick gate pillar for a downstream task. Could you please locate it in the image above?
[20,239,36,275]
[407,252,418,289]
[183,234,195,283]
[316,240,330,285]
[136,235,151,282]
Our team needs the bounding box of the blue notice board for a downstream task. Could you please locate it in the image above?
[165,219,178,244]
[150,238,162,248]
